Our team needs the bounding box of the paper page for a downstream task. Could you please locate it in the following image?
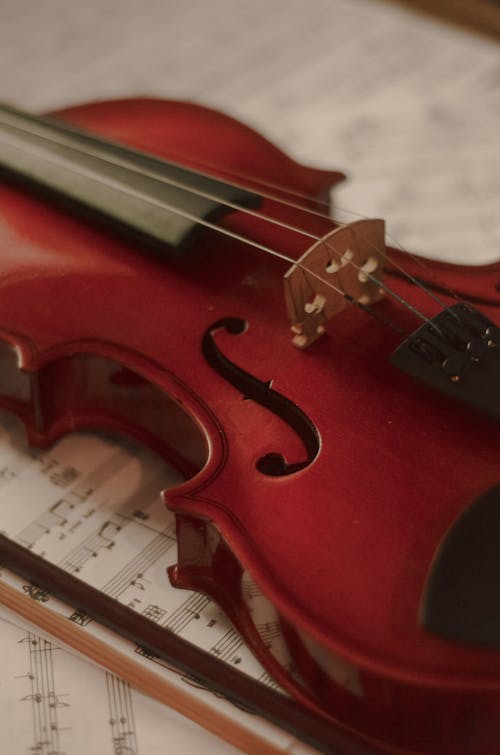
[1,0,497,265]
[0,603,240,755]
[0,416,279,687]
[0,411,301,754]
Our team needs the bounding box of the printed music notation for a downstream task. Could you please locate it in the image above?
[106,674,138,755]
[4,617,141,755]
[0,411,287,684]
[0,606,244,755]
[17,632,70,755]
[0,411,300,754]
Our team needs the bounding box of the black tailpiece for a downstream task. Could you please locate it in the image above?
[391,302,500,418]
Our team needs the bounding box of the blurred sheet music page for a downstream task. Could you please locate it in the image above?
[1,0,498,265]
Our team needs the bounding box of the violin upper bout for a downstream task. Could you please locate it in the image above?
[284,219,386,348]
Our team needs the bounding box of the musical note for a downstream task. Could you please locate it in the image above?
[0,604,241,754]
[0,413,286,751]
[17,632,70,755]
[106,674,138,755]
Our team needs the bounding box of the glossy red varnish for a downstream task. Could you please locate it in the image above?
[0,98,499,754]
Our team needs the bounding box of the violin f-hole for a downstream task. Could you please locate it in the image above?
[201,318,319,476]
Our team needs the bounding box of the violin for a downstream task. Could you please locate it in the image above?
[0,97,500,755]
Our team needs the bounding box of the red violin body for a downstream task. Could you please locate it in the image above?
[1,98,500,754]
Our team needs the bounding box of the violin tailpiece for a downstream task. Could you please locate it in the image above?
[391,302,500,418]
[283,219,386,348]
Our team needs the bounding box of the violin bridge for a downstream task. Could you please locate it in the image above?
[284,219,386,348]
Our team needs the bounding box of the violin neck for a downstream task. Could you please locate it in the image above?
[0,103,257,252]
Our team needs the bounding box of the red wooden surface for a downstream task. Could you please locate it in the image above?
[1,98,500,754]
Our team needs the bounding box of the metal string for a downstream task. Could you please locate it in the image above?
[0,107,448,332]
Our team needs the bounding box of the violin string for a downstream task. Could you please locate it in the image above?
[0,108,449,318]
[0,127,433,337]
[0,113,441,331]
[348,298,409,337]
[0,106,463,318]
[159,148,463,316]
[162,148,462,317]
[0,105,338,219]
[0,130,352,297]
[0,108,449,315]
[0,110,377,261]
[0,130,416,340]
[381,229,463,307]
[358,233,455,318]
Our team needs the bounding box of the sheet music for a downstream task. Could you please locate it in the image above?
[0,411,305,754]
[0,414,274,684]
[1,0,498,265]
[0,0,498,752]
[0,604,241,755]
